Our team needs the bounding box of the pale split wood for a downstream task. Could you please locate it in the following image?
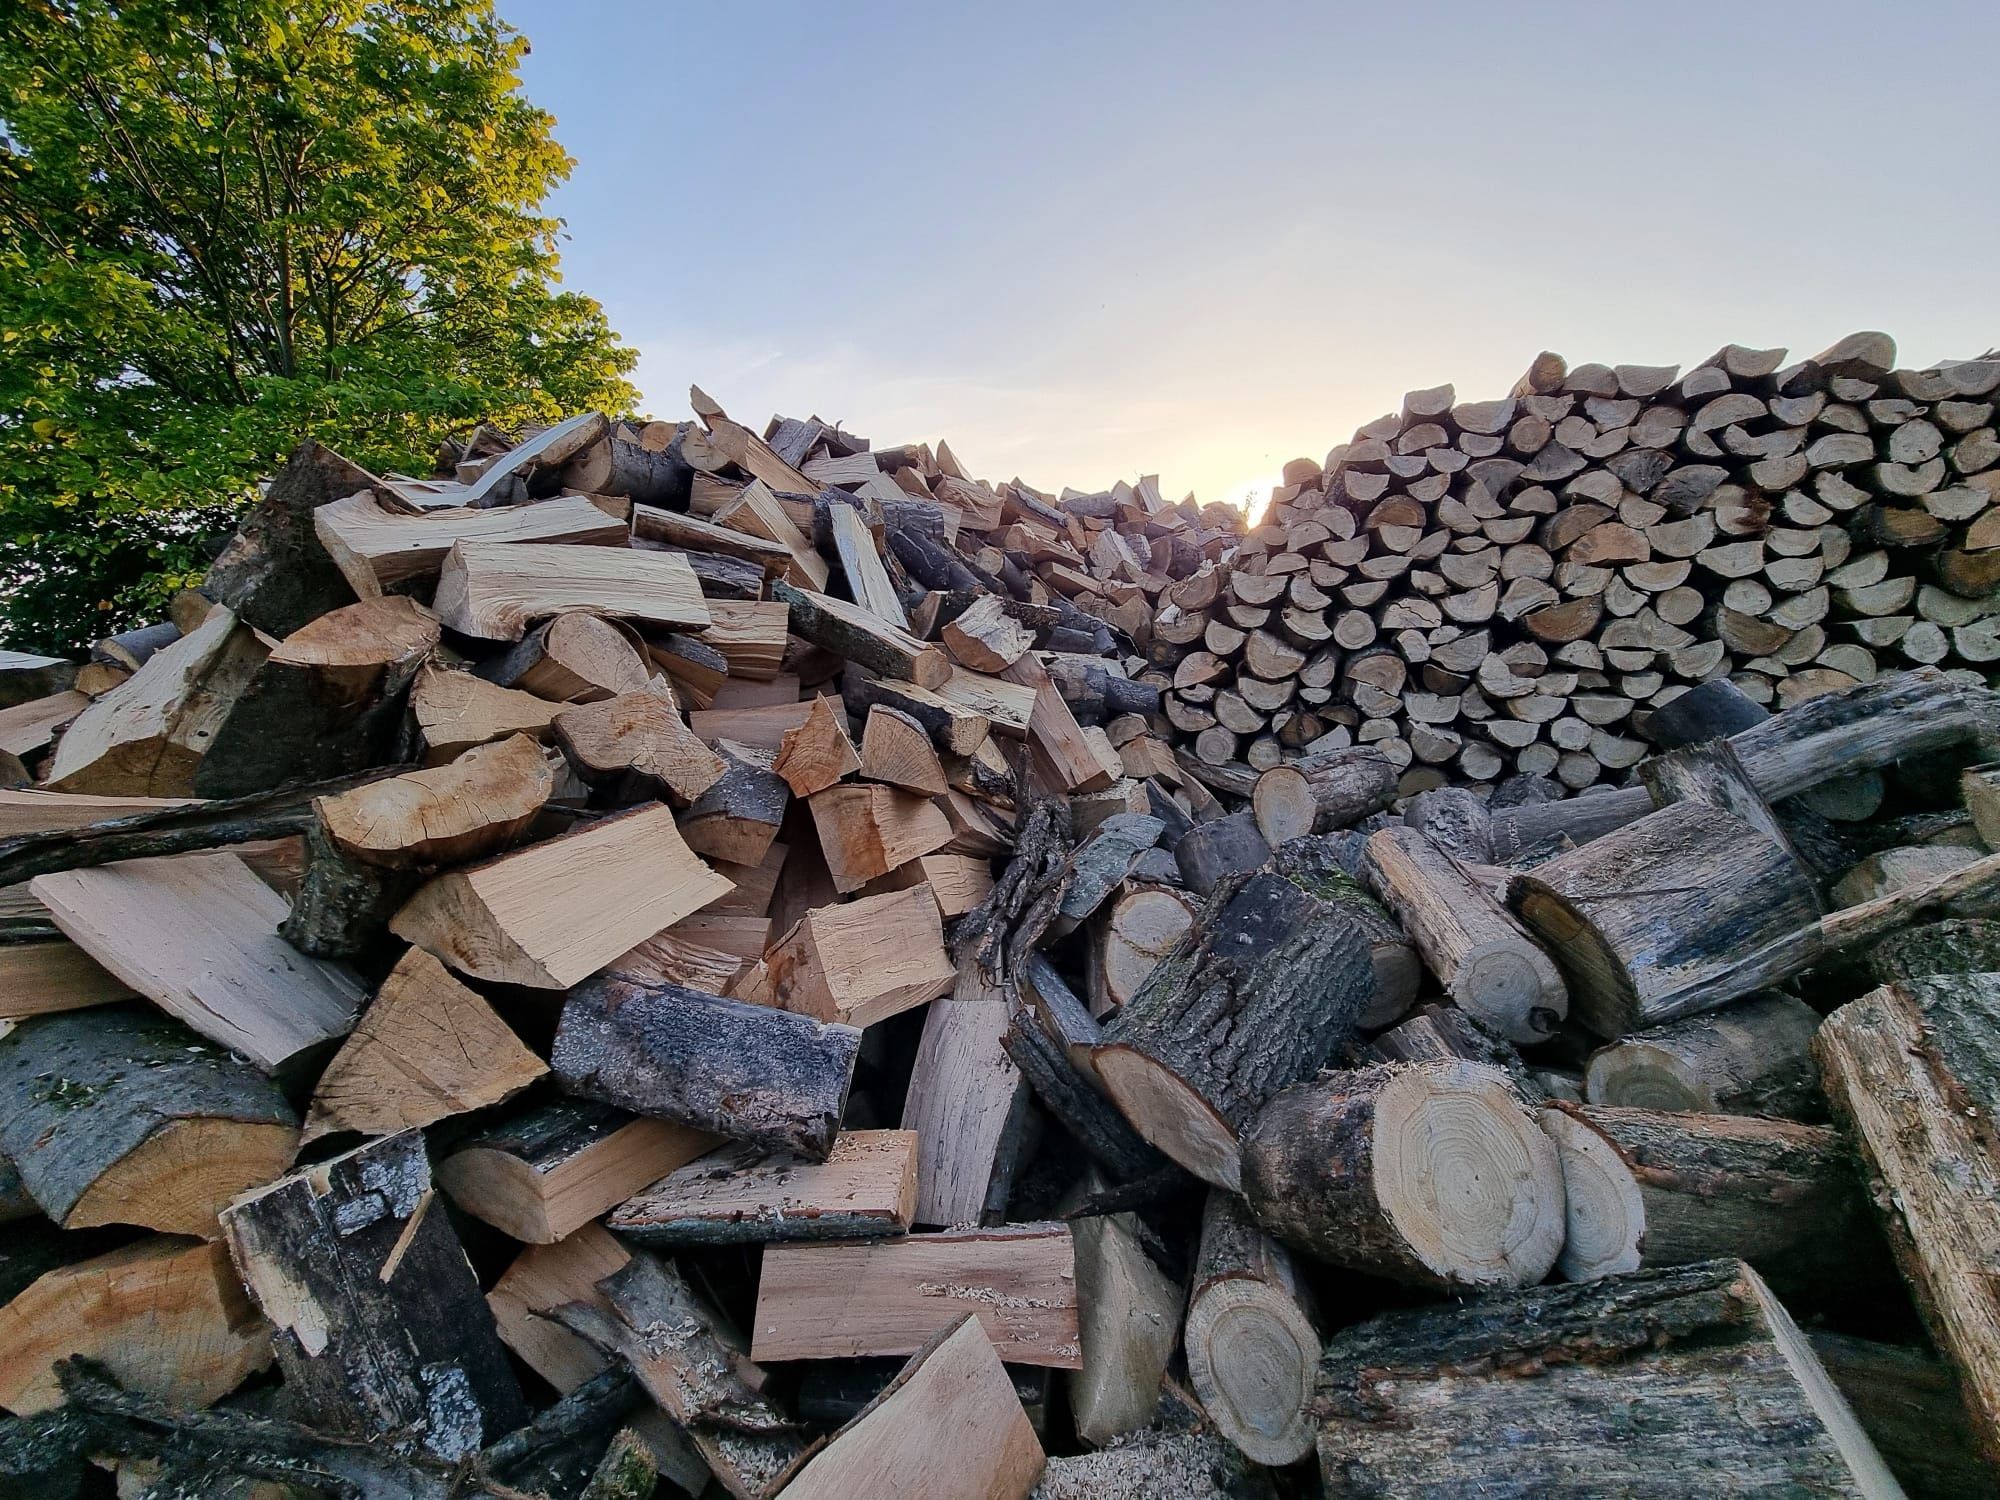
[900,961,1026,1226]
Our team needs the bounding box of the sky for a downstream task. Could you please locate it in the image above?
[502,0,2000,511]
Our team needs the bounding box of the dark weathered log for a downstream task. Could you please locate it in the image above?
[280,820,420,957]
[1171,811,1270,896]
[1863,918,2000,984]
[772,579,951,688]
[1809,1332,1992,1500]
[1401,785,1494,863]
[1043,658,1160,724]
[1172,746,1396,830]
[1184,1191,1318,1466]
[1004,1011,1168,1186]
[1314,1259,1898,1495]
[1644,678,1770,747]
[1583,993,1822,1117]
[203,440,374,635]
[1363,1003,1537,1093]
[1051,812,1164,932]
[220,1129,528,1461]
[1269,835,1421,1028]
[552,975,861,1161]
[1240,1061,1565,1289]
[1093,871,1373,1190]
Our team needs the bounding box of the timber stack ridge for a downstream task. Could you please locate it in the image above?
[0,332,1994,1498]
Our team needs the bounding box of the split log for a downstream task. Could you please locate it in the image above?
[1240,1060,1565,1289]
[898,960,1029,1226]
[315,490,626,596]
[552,975,861,1160]
[1067,1187,1181,1448]
[1816,973,2000,1463]
[944,595,1035,672]
[1966,762,2000,850]
[752,1223,1081,1367]
[773,694,860,797]
[631,501,790,576]
[778,1314,1044,1500]
[553,682,727,805]
[1537,1104,1863,1287]
[861,705,950,795]
[0,1238,271,1416]
[478,611,649,703]
[0,1006,296,1238]
[433,541,710,640]
[1364,826,1568,1042]
[303,948,545,1142]
[31,851,364,1073]
[808,782,954,892]
[712,476,828,590]
[606,1129,917,1247]
[315,732,554,868]
[1093,871,1373,1189]
[767,886,957,1027]
[409,664,561,761]
[220,1129,529,1460]
[1184,1191,1318,1466]
[0,651,74,709]
[461,411,607,506]
[679,749,791,865]
[436,1096,716,1243]
[390,802,730,988]
[826,501,909,627]
[0,940,131,1017]
[1582,993,1822,1116]
[1313,1259,1898,1495]
[774,580,950,688]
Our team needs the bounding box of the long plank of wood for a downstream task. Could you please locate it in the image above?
[314,491,626,595]
[432,540,710,641]
[390,802,731,989]
[461,411,606,506]
[608,1128,917,1247]
[900,961,1027,1226]
[30,852,365,1072]
[778,1314,1045,1500]
[828,502,910,628]
[631,501,790,574]
[752,1223,1081,1367]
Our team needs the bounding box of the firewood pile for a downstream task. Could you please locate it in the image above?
[0,369,1994,1500]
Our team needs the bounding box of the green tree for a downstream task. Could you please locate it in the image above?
[0,0,639,654]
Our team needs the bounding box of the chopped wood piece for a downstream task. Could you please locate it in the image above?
[0,1005,297,1238]
[31,851,364,1073]
[680,749,792,865]
[1065,1185,1179,1447]
[462,411,607,506]
[1966,762,2000,851]
[0,940,132,1016]
[554,682,728,805]
[1250,765,1316,847]
[1185,1190,1318,1465]
[433,540,710,641]
[0,1237,272,1416]
[315,491,626,595]
[1364,826,1568,1042]
[700,597,793,681]
[1000,654,1115,793]
[861,705,949,795]
[775,580,951,688]
[1583,993,1822,1117]
[1242,1060,1565,1289]
[1172,811,1271,897]
[317,732,554,867]
[1098,887,1198,1012]
[1314,1259,1897,1494]
[608,1128,917,1247]
[391,803,730,989]
[827,501,909,627]
[487,1223,636,1395]
[631,501,790,575]
[780,1314,1045,1500]
[714,476,830,590]
[809,782,954,892]
[303,948,545,1142]
[752,1223,1081,1367]
[1095,871,1373,1190]
[768,886,955,1027]
[553,975,861,1160]
[900,960,1029,1227]
[944,595,1035,672]
[773,694,860,797]
[409,664,561,761]
[221,1129,528,1459]
[481,611,650,703]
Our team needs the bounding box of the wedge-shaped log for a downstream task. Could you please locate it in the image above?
[679,749,791,865]
[767,886,956,1028]
[780,1314,1045,1500]
[553,976,860,1160]
[1093,871,1373,1191]
[437,1096,717,1243]
[479,610,650,703]
[1066,1184,1180,1449]
[774,579,951,688]
[609,1128,917,1247]
[221,1129,528,1460]
[316,732,554,868]
[31,851,365,1073]
[315,490,625,595]
[752,1223,1081,1367]
[1241,1060,1565,1290]
[809,782,954,893]
[1314,1259,1898,1496]
[433,540,709,640]
[390,803,730,988]
[303,948,545,1142]
[0,1238,272,1416]
[773,693,860,797]
[900,960,1027,1227]
[0,1006,297,1238]
[408,664,561,761]
[861,705,948,795]
[554,681,727,805]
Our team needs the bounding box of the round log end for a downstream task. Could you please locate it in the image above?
[1093,1043,1241,1190]
[1538,1107,1645,1282]
[1184,1277,1318,1465]
[1450,941,1568,1043]
[68,1117,302,1239]
[1373,1061,1566,1288]
[1582,1039,1707,1112]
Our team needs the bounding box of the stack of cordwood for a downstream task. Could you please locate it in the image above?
[0,345,1993,1500]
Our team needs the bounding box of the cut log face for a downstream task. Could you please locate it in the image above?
[809,782,955,893]
[316,732,554,868]
[773,693,860,797]
[390,802,731,989]
[220,1129,528,1460]
[1241,1060,1566,1290]
[943,594,1035,673]
[483,611,650,703]
[607,1128,918,1247]
[1313,1259,1899,1496]
[779,1314,1046,1500]
[409,664,562,761]
[552,975,861,1161]
[303,947,545,1142]
[0,1237,272,1416]
[767,886,956,1028]
[436,1096,717,1243]
[432,540,711,641]
[31,851,365,1073]
[752,1223,1081,1367]
[553,682,728,805]
[861,705,949,795]
[1098,887,1198,1011]
[0,1005,298,1238]
[1583,993,1822,1116]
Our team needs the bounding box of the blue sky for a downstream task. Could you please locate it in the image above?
[503,1,2000,508]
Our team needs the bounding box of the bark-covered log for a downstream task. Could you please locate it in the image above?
[1240,1060,1565,1290]
[552,975,861,1161]
[1583,993,1822,1117]
[1171,811,1270,897]
[562,434,692,507]
[1644,678,1771,747]
[203,439,375,635]
[279,820,421,957]
[220,1129,528,1461]
[1093,871,1372,1189]
[0,1006,297,1238]
[1184,1191,1318,1466]
[1314,1259,1899,1496]
[1863,918,2000,984]
[1809,1332,1992,1500]
[1271,834,1422,1028]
